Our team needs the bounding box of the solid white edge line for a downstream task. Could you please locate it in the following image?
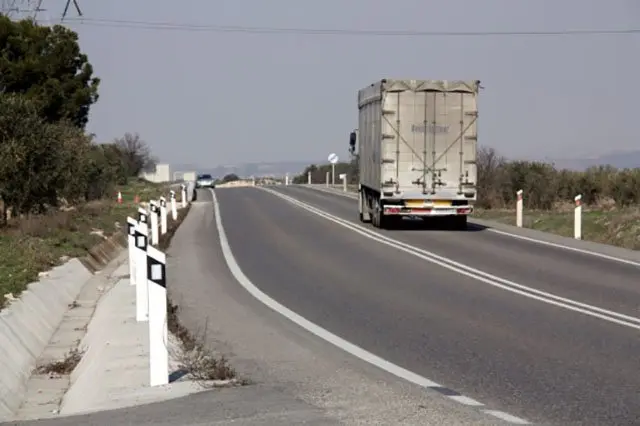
[209,188,530,425]
[208,189,438,388]
[300,184,640,268]
[483,410,531,425]
[485,228,640,267]
[261,187,640,330]
[448,395,484,406]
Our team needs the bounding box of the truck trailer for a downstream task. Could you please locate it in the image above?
[349,79,480,230]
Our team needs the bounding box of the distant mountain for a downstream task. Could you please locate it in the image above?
[548,150,640,171]
[170,161,315,178]
[171,151,640,178]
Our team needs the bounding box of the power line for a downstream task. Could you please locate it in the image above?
[61,17,640,38]
[1,0,81,21]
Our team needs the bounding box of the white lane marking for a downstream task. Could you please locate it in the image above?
[261,187,640,330]
[299,184,640,268]
[209,189,529,425]
[483,410,531,425]
[449,395,484,406]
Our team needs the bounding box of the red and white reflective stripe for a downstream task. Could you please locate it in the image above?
[516,189,523,201]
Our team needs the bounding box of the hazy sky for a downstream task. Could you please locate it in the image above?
[36,0,639,167]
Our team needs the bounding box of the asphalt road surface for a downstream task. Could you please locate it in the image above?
[212,185,640,426]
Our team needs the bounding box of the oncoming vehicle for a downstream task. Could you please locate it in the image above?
[195,174,215,188]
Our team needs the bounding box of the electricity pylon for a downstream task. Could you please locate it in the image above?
[1,0,81,21]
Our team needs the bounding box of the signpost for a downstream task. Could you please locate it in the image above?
[328,153,339,187]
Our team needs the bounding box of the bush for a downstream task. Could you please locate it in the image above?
[0,94,156,225]
[295,147,640,210]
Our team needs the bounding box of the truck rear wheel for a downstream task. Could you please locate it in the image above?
[451,215,468,230]
[358,190,371,223]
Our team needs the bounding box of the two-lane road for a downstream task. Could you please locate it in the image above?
[215,186,640,425]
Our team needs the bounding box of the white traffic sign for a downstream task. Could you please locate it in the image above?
[328,153,339,164]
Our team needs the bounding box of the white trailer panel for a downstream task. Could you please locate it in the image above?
[358,79,479,201]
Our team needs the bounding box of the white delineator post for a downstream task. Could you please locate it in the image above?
[180,184,187,208]
[149,201,159,245]
[146,245,169,387]
[341,173,347,192]
[170,190,178,221]
[307,171,311,185]
[285,173,289,186]
[159,197,168,235]
[516,189,523,228]
[325,171,329,187]
[135,208,149,322]
[126,217,138,287]
[574,194,582,240]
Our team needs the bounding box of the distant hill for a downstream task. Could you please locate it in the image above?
[548,150,640,171]
[170,161,315,178]
[171,150,640,179]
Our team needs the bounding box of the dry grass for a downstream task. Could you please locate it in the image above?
[473,207,640,250]
[0,179,172,309]
[167,301,238,386]
[36,348,84,376]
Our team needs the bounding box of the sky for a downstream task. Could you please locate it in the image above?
[30,0,640,167]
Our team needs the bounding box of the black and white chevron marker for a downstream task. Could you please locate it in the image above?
[146,245,168,386]
[146,252,166,289]
[138,207,148,224]
[133,213,149,322]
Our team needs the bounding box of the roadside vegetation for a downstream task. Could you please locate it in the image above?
[0,16,164,307]
[293,147,640,249]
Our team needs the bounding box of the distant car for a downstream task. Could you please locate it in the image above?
[195,174,215,188]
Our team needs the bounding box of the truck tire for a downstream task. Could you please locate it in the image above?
[452,215,468,230]
[358,191,371,223]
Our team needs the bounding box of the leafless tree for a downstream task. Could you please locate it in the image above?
[114,132,157,177]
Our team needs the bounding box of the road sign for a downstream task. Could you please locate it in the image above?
[328,153,339,164]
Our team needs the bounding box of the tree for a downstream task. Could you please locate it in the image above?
[0,94,76,215]
[0,16,100,129]
[222,173,240,183]
[114,132,157,178]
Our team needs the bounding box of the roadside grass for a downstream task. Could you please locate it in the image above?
[473,207,640,250]
[0,179,173,309]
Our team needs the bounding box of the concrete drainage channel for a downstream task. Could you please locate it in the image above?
[0,234,123,420]
[0,185,239,422]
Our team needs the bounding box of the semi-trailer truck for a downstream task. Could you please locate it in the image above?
[349,79,480,230]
